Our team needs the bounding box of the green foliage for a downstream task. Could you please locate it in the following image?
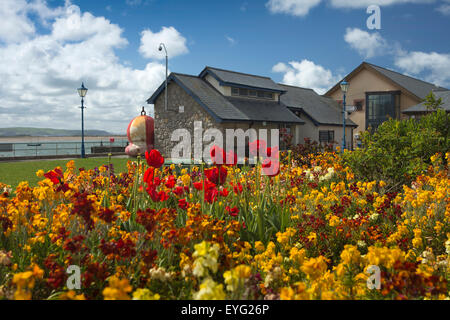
[424,91,443,111]
[342,109,449,190]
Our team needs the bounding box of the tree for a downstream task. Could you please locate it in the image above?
[424,91,443,111]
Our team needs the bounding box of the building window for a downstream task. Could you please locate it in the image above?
[230,87,275,100]
[354,99,364,111]
[319,130,335,143]
[366,92,400,130]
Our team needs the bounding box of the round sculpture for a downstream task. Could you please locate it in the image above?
[125,107,154,157]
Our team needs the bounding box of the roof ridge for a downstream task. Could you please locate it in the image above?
[205,66,272,80]
[172,72,199,78]
[278,83,315,91]
[365,62,442,88]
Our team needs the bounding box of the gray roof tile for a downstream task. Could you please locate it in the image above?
[173,74,303,123]
[367,63,447,99]
[201,67,285,92]
[403,90,450,113]
[279,84,357,126]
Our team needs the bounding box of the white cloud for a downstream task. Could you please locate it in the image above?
[344,28,388,59]
[329,0,434,9]
[225,35,237,46]
[139,27,188,60]
[0,0,185,133]
[437,1,450,15]
[395,51,450,87]
[266,0,436,16]
[272,60,341,94]
[266,0,322,17]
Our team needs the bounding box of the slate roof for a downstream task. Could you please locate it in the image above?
[325,62,447,100]
[366,63,447,100]
[403,90,450,114]
[279,84,357,127]
[199,66,285,92]
[147,72,304,124]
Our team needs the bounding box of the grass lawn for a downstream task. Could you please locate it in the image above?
[0,157,131,188]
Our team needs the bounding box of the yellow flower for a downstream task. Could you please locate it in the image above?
[132,288,160,300]
[193,278,226,300]
[102,276,132,300]
[301,256,328,280]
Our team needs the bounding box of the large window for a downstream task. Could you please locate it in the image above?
[366,92,400,129]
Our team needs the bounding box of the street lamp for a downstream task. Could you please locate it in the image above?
[340,80,349,151]
[77,82,88,158]
[158,43,168,111]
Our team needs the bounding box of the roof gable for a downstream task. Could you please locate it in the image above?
[325,62,447,100]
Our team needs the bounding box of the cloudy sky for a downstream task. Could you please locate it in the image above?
[0,0,449,134]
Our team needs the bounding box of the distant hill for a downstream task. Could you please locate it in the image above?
[0,127,114,137]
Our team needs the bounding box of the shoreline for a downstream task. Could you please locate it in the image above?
[0,135,127,143]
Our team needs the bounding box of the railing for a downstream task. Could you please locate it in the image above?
[0,140,129,158]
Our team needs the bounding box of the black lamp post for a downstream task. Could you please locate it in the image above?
[340,80,349,151]
[158,43,168,111]
[77,83,88,158]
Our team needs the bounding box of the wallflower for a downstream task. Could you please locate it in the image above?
[193,241,220,277]
[193,278,226,300]
[102,276,132,300]
[223,265,252,291]
[132,288,160,300]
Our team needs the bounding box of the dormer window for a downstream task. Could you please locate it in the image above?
[231,86,274,100]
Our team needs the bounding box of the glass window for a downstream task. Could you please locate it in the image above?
[249,90,257,97]
[265,92,273,99]
[257,91,265,98]
[231,87,239,96]
[367,93,399,130]
[319,130,334,143]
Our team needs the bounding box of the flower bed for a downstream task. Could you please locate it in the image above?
[0,148,448,300]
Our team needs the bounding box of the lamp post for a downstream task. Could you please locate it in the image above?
[77,83,88,158]
[158,43,168,111]
[340,80,349,151]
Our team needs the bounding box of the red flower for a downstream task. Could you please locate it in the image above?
[143,167,154,184]
[220,188,229,197]
[173,186,184,196]
[266,146,279,158]
[225,206,239,217]
[145,149,164,168]
[249,140,267,157]
[193,181,204,190]
[178,198,189,210]
[98,208,117,223]
[262,158,280,177]
[44,168,63,185]
[165,175,176,188]
[210,145,226,165]
[205,166,228,185]
[232,182,243,194]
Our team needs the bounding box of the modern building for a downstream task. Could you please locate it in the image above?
[325,62,447,141]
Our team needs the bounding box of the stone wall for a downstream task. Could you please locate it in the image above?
[153,81,217,158]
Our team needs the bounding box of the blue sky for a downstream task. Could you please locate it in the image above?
[0,0,449,133]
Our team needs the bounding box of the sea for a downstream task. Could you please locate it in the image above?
[0,136,128,158]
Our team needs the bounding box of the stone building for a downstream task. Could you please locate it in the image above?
[147,66,355,159]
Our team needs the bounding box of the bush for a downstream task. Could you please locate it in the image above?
[291,138,334,165]
[342,109,449,190]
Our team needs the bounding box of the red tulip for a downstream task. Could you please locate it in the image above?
[205,166,228,185]
[145,149,164,168]
[225,206,239,217]
[210,145,226,165]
